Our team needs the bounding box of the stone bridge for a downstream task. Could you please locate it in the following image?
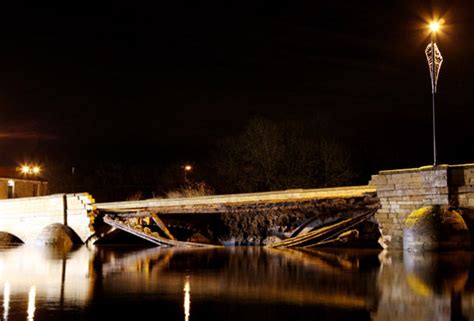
[1,163,474,248]
[0,186,376,245]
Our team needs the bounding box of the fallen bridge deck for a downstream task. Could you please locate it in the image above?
[96,185,376,214]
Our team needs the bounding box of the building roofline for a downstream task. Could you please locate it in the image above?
[0,177,48,183]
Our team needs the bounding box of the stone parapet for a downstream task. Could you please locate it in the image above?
[0,193,95,243]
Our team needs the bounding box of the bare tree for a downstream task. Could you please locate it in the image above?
[318,137,354,187]
[214,117,355,193]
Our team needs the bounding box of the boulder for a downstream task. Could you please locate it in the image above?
[403,205,470,251]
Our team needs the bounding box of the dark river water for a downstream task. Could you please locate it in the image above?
[0,245,473,321]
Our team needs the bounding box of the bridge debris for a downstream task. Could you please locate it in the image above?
[267,208,378,249]
[90,186,379,246]
[102,212,220,248]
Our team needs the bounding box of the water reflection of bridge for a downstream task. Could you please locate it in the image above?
[2,246,474,320]
[94,247,379,310]
[0,246,379,320]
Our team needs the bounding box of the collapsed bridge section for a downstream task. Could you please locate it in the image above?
[94,186,379,246]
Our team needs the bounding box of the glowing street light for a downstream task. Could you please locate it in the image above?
[183,165,192,182]
[19,164,42,176]
[21,165,31,175]
[429,21,440,32]
[425,19,444,166]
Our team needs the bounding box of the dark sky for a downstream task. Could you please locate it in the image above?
[0,1,473,172]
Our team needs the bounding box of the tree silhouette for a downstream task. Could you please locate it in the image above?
[214,117,355,193]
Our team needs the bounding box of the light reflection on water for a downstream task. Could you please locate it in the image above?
[184,276,191,321]
[27,286,35,321]
[3,282,9,321]
[0,245,474,320]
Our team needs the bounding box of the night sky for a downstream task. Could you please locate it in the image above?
[1,1,474,178]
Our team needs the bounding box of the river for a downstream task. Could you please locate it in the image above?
[0,245,472,321]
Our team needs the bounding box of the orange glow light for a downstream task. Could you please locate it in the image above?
[21,165,31,174]
[429,21,440,32]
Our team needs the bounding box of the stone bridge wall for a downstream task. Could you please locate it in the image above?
[370,164,474,249]
[0,193,95,244]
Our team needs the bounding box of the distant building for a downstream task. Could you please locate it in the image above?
[0,167,48,199]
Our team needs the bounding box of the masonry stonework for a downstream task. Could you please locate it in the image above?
[370,164,474,249]
[0,193,95,243]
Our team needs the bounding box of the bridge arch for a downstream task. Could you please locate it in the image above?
[36,223,83,248]
[0,231,24,245]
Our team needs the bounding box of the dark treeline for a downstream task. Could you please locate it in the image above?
[44,117,366,202]
[209,117,355,193]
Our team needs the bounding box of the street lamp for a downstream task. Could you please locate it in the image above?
[425,20,444,166]
[19,164,42,177]
[183,165,192,182]
[429,21,440,33]
[21,165,31,175]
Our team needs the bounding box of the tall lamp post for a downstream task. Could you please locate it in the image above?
[425,21,444,166]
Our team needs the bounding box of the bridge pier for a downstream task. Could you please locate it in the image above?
[370,164,474,249]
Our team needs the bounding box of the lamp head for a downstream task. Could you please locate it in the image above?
[429,21,440,32]
[21,165,31,175]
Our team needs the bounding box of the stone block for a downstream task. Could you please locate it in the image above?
[376,184,396,191]
[375,212,389,219]
[392,229,403,237]
[370,175,387,185]
[410,176,423,184]
[406,183,422,189]
[375,218,391,226]
[399,196,418,202]
[433,179,448,188]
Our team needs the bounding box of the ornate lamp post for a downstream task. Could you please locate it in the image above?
[425,21,443,166]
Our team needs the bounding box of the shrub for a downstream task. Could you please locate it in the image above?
[165,182,214,198]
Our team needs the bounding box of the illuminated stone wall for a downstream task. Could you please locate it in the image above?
[370,164,474,249]
[0,193,95,243]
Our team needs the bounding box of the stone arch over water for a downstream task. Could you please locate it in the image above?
[0,231,24,245]
[36,223,83,248]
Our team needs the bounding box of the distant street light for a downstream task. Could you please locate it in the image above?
[183,165,192,182]
[19,164,42,177]
[425,20,444,166]
[21,165,31,175]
